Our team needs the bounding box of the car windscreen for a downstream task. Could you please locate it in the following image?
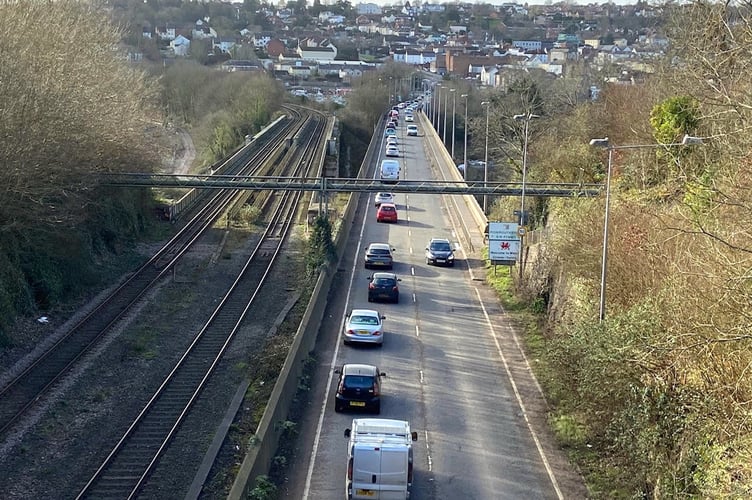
[431,241,451,251]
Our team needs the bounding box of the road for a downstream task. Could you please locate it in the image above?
[281,116,586,499]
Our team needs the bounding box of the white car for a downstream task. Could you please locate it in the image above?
[405,114,414,122]
[374,192,394,207]
[385,146,400,157]
[407,125,418,136]
[344,309,386,345]
[386,136,398,146]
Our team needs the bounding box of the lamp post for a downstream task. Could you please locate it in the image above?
[513,113,539,278]
[442,88,449,145]
[481,101,490,213]
[450,89,457,159]
[589,134,704,322]
[435,84,442,131]
[461,93,468,180]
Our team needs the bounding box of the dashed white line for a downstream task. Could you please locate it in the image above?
[424,430,432,472]
[410,247,413,255]
[411,267,415,276]
[412,293,416,303]
[419,370,424,384]
[415,325,420,337]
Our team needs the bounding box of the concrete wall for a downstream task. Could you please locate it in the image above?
[228,115,381,499]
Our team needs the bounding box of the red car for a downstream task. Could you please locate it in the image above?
[376,203,398,223]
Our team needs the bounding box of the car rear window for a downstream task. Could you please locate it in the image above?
[381,206,395,212]
[344,375,375,389]
[351,315,378,325]
[373,278,395,286]
[371,248,390,255]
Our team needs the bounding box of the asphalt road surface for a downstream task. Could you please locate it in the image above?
[281,118,584,500]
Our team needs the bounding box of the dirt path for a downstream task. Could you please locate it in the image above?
[169,127,196,175]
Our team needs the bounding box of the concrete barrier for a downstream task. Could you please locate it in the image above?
[228,115,380,499]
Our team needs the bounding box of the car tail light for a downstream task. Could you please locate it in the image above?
[348,457,353,480]
[369,283,375,290]
[373,330,381,336]
[392,286,398,292]
[347,329,356,335]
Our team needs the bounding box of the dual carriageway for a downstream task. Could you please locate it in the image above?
[0,104,592,498]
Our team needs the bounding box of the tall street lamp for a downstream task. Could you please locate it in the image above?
[435,84,442,131]
[481,101,491,213]
[589,134,704,322]
[461,93,468,180]
[513,113,540,278]
[450,89,457,159]
[441,88,446,146]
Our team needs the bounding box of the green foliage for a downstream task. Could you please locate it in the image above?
[305,215,336,279]
[247,475,277,500]
[650,96,700,145]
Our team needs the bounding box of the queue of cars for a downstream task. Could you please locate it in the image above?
[339,99,433,500]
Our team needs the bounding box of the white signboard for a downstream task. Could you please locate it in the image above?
[488,221,520,261]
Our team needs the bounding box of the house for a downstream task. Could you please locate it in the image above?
[357,3,382,15]
[213,36,237,54]
[297,38,338,61]
[156,25,177,41]
[266,38,286,58]
[252,32,274,48]
[170,35,190,57]
[221,60,262,72]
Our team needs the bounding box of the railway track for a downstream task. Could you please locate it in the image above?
[76,107,328,499]
[0,107,309,437]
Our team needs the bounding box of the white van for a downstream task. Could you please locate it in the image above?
[380,159,400,183]
[344,418,418,500]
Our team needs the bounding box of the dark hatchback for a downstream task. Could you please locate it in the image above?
[367,272,401,303]
[334,364,386,413]
[425,237,455,266]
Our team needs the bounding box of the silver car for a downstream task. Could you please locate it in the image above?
[344,309,386,345]
[364,243,394,269]
[374,192,394,207]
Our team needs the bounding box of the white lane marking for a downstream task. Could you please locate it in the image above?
[473,287,564,499]
[425,430,432,472]
[419,369,424,384]
[303,193,370,499]
[410,247,413,255]
[411,267,415,276]
[415,325,420,337]
[412,293,416,303]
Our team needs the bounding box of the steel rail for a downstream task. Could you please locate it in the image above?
[0,109,308,437]
[76,112,327,499]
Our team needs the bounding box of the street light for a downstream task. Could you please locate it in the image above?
[441,89,446,146]
[481,101,491,213]
[435,84,442,131]
[513,113,540,278]
[589,134,704,322]
[450,89,457,159]
[461,93,468,180]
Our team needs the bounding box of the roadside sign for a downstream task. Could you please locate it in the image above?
[488,221,520,261]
